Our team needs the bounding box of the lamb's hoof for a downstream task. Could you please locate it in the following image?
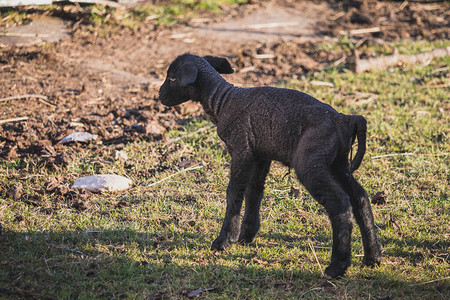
[237,233,256,245]
[211,237,231,251]
[324,261,350,279]
[363,254,382,267]
[238,238,253,245]
[363,244,382,267]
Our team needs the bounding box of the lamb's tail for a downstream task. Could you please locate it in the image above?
[349,115,367,172]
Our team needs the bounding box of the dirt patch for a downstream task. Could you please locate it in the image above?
[0,0,448,160]
[320,0,449,41]
[191,3,329,42]
[0,15,69,46]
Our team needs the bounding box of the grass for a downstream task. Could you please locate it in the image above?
[1,38,449,298]
[0,0,248,30]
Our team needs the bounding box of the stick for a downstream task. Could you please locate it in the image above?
[254,54,275,59]
[398,1,409,11]
[0,32,50,38]
[420,82,450,89]
[349,27,382,36]
[37,98,57,107]
[327,11,345,21]
[352,47,450,73]
[0,94,56,107]
[0,116,28,124]
[238,66,257,73]
[310,80,334,88]
[166,125,215,143]
[147,165,204,187]
[372,153,449,159]
[308,241,324,277]
[0,94,48,102]
[245,21,301,29]
[46,242,87,258]
[410,276,450,286]
[0,0,124,8]
[371,153,414,159]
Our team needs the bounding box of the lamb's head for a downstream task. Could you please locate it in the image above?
[159,54,233,107]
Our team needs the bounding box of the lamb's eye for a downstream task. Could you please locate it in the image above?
[169,77,176,82]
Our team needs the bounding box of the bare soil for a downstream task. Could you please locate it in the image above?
[1,0,448,161]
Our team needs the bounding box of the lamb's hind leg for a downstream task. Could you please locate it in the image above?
[238,160,271,244]
[296,162,354,279]
[341,169,382,266]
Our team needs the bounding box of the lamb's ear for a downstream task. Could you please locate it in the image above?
[203,56,234,74]
[177,63,198,87]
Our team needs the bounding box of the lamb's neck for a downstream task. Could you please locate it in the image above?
[196,78,234,124]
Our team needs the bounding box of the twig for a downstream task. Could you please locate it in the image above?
[398,0,409,11]
[0,116,28,124]
[0,94,47,102]
[254,54,275,59]
[46,242,87,258]
[371,153,413,159]
[166,125,215,143]
[310,80,334,88]
[332,55,347,67]
[64,0,124,8]
[0,32,50,38]
[308,241,324,277]
[410,276,450,286]
[372,153,449,159]
[312,245,332,250]
[245,21,301,29]
[0,94,56,107]
[37,98,57,107]
[327,11,345,21]
[0,12,18,24]
[147,165,204,187]
[352,47,450,73]
[44,255,53,276]
[420,82,450,89]
[349,26,382,36]
[238,66,257,74]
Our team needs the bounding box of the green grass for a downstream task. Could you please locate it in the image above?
[1,0,248,32]
[1,40,449,298]
[82,0,248,28]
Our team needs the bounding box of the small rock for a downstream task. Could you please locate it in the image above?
[132,123,145,133]
[60,132,98,144]
[187,288,215,298]
[72,174,132,192]
[144,121,166,135]
[115,150,128,163]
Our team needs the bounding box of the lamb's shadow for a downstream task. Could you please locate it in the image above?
[1,228,447,298]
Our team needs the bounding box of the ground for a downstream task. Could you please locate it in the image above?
[1,0,448,158]
[0,0,449,299]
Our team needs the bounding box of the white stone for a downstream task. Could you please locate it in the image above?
[72,174,132,192]
[115,150,128,162]
[60,132,98,143]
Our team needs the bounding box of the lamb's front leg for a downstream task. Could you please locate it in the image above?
[212,156,254,250]
[238,160,271,244]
